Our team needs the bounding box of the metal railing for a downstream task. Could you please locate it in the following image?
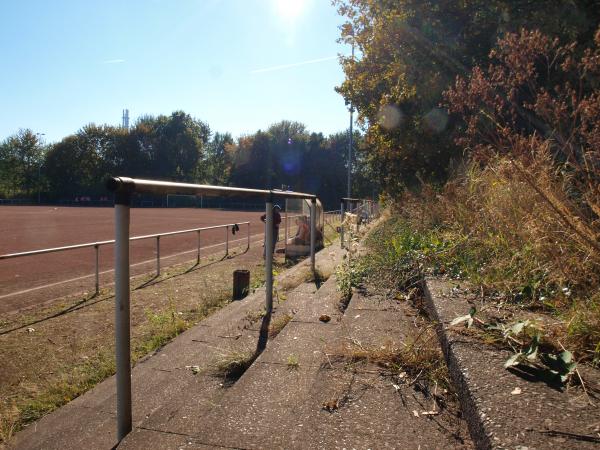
[0,222,251,296]
[106,176,318,442]
[340,198,379,248]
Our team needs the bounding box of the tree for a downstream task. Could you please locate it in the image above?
[198,132,234,185]
[333,0,600,196]
[0,129,45,198]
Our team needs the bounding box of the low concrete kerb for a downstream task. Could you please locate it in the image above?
[422,277,600,450]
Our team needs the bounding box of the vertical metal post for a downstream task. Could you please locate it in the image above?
[246,222,250,251]
[310,199,316,274]
[197,230,201,264]
[114,199,132,441]
[225,225,229,256]
[94,244,99,295]
[284,208,289,257]
[340,201,345,249]
[156,236,160,276]
[265,200,274,314]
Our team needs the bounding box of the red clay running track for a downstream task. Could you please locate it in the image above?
[0,206,277,314]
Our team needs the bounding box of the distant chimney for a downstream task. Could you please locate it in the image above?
[122,109,130,130]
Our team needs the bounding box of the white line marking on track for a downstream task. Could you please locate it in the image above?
[0,233,268,300]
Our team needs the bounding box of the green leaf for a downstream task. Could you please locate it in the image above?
[468,306,477,317]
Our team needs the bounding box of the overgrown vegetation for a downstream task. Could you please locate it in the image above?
[334,2,600,366]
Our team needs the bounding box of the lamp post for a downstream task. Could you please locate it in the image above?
[347,44,354,199]
[36,133,45,204]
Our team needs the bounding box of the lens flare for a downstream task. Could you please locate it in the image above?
[377,104,404,130]
[423,108,448,133]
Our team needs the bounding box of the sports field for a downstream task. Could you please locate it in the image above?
[0,206,273,314]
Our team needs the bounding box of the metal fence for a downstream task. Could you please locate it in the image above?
[105,176,318,441]
[0,222,251,296]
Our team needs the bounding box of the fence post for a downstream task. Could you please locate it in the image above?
[310,199,316,274]
[265,199,274,314]
[340,200,345,249]
[197,230,201,264]
[114,195,132,441]
[225,225,229,256]
[94,244,99,295]
[284,208,288,257]
[156,236,160,276]
[247,223,250,251]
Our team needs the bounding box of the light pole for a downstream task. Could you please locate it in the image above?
[36,133,45,204]
[347,44,354,199]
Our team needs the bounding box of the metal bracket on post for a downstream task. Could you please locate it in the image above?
[265,197,274,315]
[310,199,316,274]
[114,189,132,442]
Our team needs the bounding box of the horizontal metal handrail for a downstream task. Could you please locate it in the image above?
[0,222,250,260]
[107,177,316,200]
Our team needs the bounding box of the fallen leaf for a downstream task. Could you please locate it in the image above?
[511,387,522,395]
[413,410,419,417]
[185,365,200,375]
[421,411,439,416]
[319,314,331,323]
[322,399,339,412]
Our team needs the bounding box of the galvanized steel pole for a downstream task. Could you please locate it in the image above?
[156,236,160,276]
[310,199,316,273]
[114,199,132,441]
[265,200,274,314]
[94,244,100,295]
[340,200,345,249]
[246,223,250,251]
[197,230,201,264]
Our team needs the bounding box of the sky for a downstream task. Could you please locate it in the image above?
[0,0,351,143]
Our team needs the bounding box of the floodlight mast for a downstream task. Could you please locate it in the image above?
[106,177,318,442]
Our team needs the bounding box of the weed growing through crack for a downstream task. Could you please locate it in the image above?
[211,350,257,385]
[269,314,293,338]
[287,354,300,370]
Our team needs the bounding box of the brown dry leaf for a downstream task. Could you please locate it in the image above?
[319,314,331,323]
[322,399,339,412]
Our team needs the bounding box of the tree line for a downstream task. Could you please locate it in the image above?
[0,114,376,208]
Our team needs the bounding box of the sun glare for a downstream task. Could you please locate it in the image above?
[272,0,309,22]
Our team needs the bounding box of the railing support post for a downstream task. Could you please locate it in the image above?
[114,195,132,441]
[247,222,250,251]
[94,244,99,295]
[310,199,316,274]
[225,226,229,256]
[265,199,274,314]
[156,236,160,276]
[284,207,288,257]
[340,200,345,249]
[197,230,201,264]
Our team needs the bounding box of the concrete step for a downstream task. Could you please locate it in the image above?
[9,244,346,450]
[119,283,470,449]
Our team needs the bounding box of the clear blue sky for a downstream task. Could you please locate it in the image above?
[0,0,351,143]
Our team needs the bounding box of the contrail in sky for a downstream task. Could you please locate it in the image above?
[250,56,337,74]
